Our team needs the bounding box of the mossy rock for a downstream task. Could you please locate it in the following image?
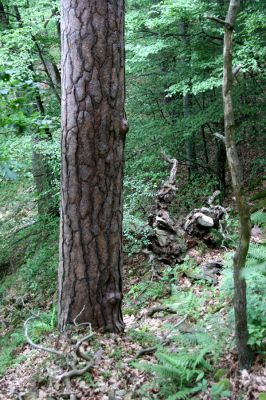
[214,368,228,382]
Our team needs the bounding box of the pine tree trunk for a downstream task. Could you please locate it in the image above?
[59,0,127,333]
[223,0,253,369]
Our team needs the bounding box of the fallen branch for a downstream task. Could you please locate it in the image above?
[146,305,177,318]
[24,315,63,356]
[24,313,101,398]
[57,349,103,381]
[134,315,188,360]
[135,346,157,359]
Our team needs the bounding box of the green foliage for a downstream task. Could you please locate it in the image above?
[123,211,151,255]
[136,347,211,399]
[210,379,231,399]
[0,328,26,377]
[221,243,266,350]
[251,210,266,227]
[126,279,166,308]
[128,327,159,348]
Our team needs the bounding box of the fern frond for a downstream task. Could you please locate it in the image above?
[251,211,266,227]
[167,384,202,400]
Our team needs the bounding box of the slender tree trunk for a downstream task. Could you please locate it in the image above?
[223,0,252,369]
[180,20,198,178]
[59,0,128,333]
[0,1,8,27]
[216,120,227,199]
[183,92,198,178]
[201,125,209,165]
[13,6,57,216]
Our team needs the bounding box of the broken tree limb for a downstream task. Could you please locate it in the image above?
[145,151,187,268]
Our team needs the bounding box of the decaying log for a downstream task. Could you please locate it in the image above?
[183,191,228,247]
[145,150,187,268]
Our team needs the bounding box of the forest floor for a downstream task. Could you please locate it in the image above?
[0,248,266,400]
[0,181,265,399]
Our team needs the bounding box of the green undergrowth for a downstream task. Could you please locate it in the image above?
[0,208,59,375]
[126,236,266,399]
[0,309,57,377]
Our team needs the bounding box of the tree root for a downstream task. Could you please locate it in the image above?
[24,312,102,399]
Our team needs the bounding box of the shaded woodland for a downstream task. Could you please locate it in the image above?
[0,0,265,399]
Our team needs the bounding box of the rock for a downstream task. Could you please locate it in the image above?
[195,213,214,227]
[183,194,228,248]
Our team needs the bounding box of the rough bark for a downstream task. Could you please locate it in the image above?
[223,0,253,369]
[59,0,128,333]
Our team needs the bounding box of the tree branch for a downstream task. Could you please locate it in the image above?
[24,315,63,356]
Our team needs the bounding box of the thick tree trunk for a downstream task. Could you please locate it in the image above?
[59,0,127,333]
[223,0,252,369]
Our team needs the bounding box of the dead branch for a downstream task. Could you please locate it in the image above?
[233,64,242,78]
[73,305,85,326]
[75,329,95,362]
[160,148,178,187]
[214,132,225,142]
[203,14,228,26]
[208,190,221,206]
[134,315,188,360]
[146,305,177,318]
[57,349,103,381]
[135,347,157,359]
[24,315,63,356]
[43,7,59,28]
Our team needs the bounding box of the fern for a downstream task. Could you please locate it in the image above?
[220,242,266,349]
[251,210,266,227]
[136,348,212,399]
[167,384,204,400]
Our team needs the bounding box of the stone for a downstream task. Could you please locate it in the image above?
[195,213,214,227]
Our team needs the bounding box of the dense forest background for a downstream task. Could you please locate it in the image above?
[0,0,265,399]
